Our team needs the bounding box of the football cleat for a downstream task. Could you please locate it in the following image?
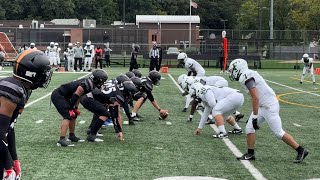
[181,108,187,112]
[129,120,135,125]
[96,132,104,137]
[235,113,245,122]
[212,132,228,138]
[293,149,309,163]
[205,119,215,124]
[136,114,143,119]
[237,153,256,160]
[87,134,104,142]
[313,82,316,85]
[132,116,141,121]
[228,129,243,134]
[68,135,85,142]
[57,139,74,147]
[299,81,302,84]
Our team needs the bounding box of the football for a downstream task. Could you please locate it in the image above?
[159,110,169,120]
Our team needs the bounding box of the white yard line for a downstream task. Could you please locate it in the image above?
[79,120,86,124]
[293,123,302,127]
[36,120,44,124]
[168,74,267,180]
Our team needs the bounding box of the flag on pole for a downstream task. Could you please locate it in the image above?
[191,1,198,8]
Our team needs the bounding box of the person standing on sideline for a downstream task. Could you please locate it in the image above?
[54,43,61,67]
[129,43,140,71]
[218,42,224,73]
[18,44,28,53]
[67,43,75,71]
[104,42,112,67]
[0,47,5,70]
[84,41,94,72]
[95,45,103,69]
[228,58,309,163]
[156,44,163,71]
[74,42,84,71]
[30,43,37,50]
[149,43,159,71]
[300,53,315,85]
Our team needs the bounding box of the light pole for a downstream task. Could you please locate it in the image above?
[220,19,228,30]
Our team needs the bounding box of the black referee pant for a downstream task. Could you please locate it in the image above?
[149,57,159,71]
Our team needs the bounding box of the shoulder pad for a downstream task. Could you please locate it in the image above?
[239,69,255,84]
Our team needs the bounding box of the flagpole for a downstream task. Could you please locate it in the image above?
[189,0,192,48]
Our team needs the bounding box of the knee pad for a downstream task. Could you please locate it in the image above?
[245,123,256,135]
[274,129,285,139]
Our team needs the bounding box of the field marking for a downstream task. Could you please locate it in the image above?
[276,91,320,109]
[293,123,301,127]
[79,120,86,124]
[25,73,90,109]
[36,120,43,124]
[168,74,267,180]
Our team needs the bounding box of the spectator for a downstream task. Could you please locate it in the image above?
[0,47,5,70]
[95,45,103,69]
[74,42,84,71]
[149,43,159,71]
[104,43,112,67]
[63,48,69,71]
[218,42,224,73]
[18,44,28,53]
[156,44,163,71]
[129,43,140,71]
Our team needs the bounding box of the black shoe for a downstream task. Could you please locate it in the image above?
[68,135,84,142]
[129,120,135,125]
[237,153,256,160]
[87,134,104,142]
[182,108,187,112]
[294,149,309,163]
[235,113,245,122]
[228,129,243,134]
[313,82,316,85]
[136,114,143,119]
[205,119,215,124]
[300,81,302,84]
[132,116,141,121]
[57,139,73,147]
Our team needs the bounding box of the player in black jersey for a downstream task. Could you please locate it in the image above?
[81,80,137,142]
[51,69,108,147]
[0,49,52,179]
[130,70,168,121]
[131,69,142,78]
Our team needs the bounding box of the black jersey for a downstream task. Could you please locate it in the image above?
[0,77,31,121]
[140,77,155,102]
[58,78,95,99]
[91,81,124,105]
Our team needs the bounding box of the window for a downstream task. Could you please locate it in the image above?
[152,34,157,42]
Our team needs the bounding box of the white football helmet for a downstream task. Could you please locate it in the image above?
[50,42,54,47]
[228,58,248,81]
[68,43,73,47]
[188,82,208,100]
[303,54,309,58]
[30,43,35,48]
[181,76,194,91]
[86,41,91,46]
[54,42,59,46]
[177,53,188,62]
[177,74,187,87]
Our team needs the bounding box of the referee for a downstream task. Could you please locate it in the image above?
[149,43,160,71]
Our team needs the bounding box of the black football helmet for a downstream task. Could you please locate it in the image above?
[131,69,142,78]
[125,71,135,78]
[89,69,108,89]
[130,76,142,90]
[116,75,130,84]
[13,49,52,90]
[118,81,138,99]
[148,70,161,85]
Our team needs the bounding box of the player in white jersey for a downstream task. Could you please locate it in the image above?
[84,41,95,71]
[30,43,37,50]
[189,83,244,138]
[67,43,75,71]
[229,58,308,163]
[300,53,315,84]
[55,43,61,67]
[46,42,58,68]
[177,53,205,113]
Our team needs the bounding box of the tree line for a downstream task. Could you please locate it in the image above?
[0,0,318,30]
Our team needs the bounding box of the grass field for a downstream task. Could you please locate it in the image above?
[1,67,320,180]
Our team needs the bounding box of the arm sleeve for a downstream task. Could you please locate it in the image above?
[7,128,17,161]
[111,105,122,132]
[146,90,155,102]
[187,71,192,76]
[122,101,131,120]
[198,105,212,129]
[245,78,256,90]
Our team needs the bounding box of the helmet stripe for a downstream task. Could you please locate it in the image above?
[15,49,38,72]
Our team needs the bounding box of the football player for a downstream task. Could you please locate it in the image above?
[45,42,58,69]
[81,80,137,142]
[51,69,108,147]
[30,43,37,50]
[300,53,315,84]
[0,49,52,179]
[83,41,95,72]
[131,70,168,121]
[67,43,75,71]
[189,82,244,138]
[131,69,142,78]
[229,58,308,163]
[54,43,61,67]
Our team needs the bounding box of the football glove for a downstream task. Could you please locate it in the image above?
[69,109,77,118]
[74,108,81,116]
[3,167,15,179]
[252,115,260,130]
[14,160,21,179]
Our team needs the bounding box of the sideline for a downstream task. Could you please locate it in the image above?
[168,74,267,180]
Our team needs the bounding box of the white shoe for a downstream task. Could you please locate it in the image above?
[96,133,104,137]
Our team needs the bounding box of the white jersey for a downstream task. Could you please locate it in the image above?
[184,58,205,76]
[84,45,94,57]
[67,47,75,58]
[46,46,57,57]
[239,69,277,106]
[301,58,314,68]
[56,47,61,56]
[199,76,228,87]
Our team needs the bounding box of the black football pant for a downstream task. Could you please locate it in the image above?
[74,57,82,71]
